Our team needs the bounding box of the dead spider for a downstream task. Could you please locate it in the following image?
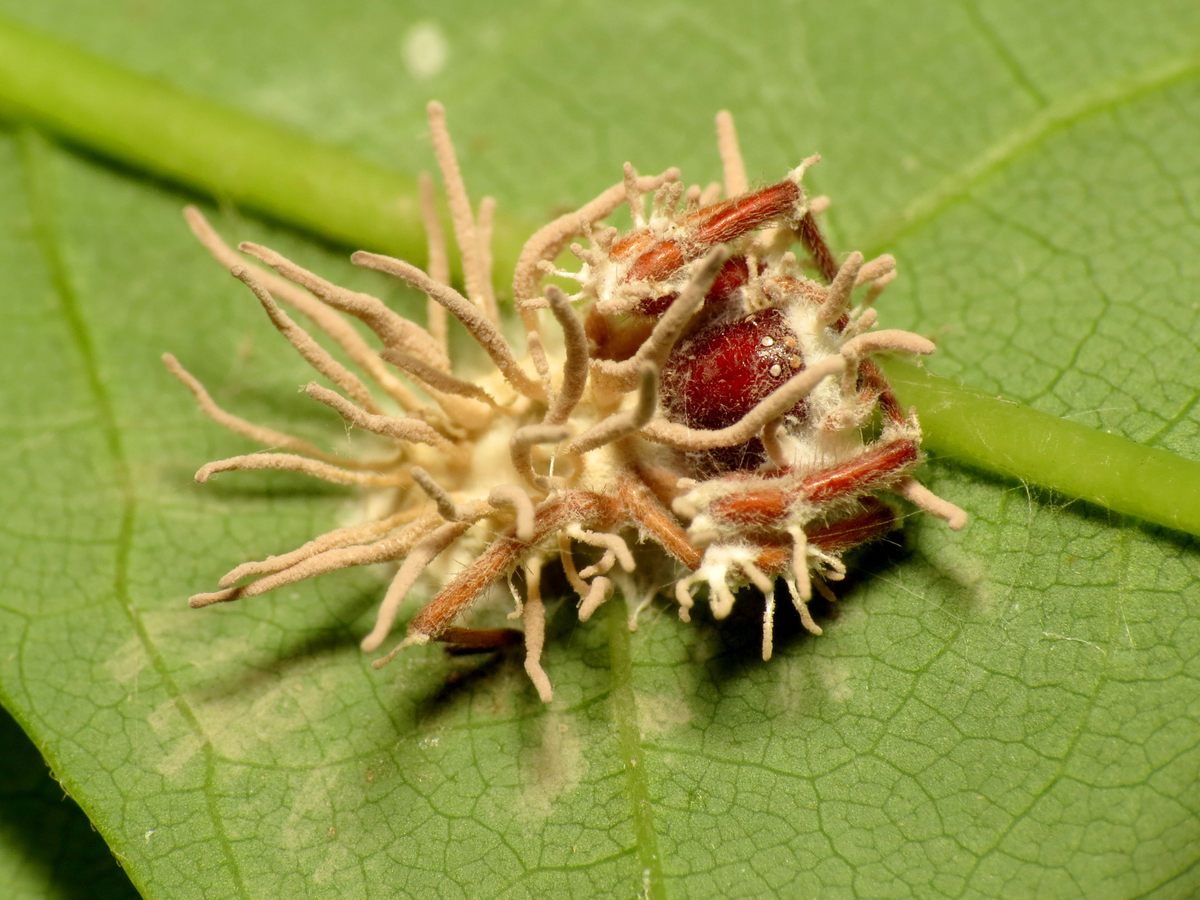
[167,102,966,701]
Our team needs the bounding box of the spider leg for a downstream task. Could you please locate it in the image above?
[857,358,906,426]
[616,474,703,570]
[799,434,965,530]
[620,175,812,284]
[804,497,899,555]
[377,491,618,665]
[794,209,839,283]
[438,627,524,655]
[798,438,920,506]
[706,438,922,529]
[671,436,930,628]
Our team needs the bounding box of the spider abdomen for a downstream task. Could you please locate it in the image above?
[660,307,806,471]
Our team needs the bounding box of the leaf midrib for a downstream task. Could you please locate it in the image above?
[606,597,665,898]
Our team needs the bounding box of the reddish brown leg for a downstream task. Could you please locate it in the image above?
[805,497,898,555]
[858,359,907,426]
[617,475,703,570]
[710,499,897,579]
[439,627,524,655]
[708,438,920,526]
[623,180,803,283]
[691,181,803,245]
[406,491,618,640]
[794,211,839,283]
[708,487,790,527]
[799,438,919,504]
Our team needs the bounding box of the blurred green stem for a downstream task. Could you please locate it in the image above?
[0,13,424,257]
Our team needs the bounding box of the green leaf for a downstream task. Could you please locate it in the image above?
[0,2,1197,897]
[0,707,139,899]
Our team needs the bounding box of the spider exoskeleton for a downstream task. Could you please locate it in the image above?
[168,102,965,701]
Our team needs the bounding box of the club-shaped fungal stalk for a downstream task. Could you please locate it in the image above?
[169,102,966,701]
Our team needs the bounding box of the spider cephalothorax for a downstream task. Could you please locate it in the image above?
[168,102,966,700]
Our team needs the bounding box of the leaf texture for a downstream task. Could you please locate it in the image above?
[0,2,1197,896]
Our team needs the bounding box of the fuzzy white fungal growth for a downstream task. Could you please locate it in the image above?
[169,102,966,700]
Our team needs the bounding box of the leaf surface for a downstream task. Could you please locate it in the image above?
[0,2,1197,896]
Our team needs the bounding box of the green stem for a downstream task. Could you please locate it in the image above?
[0,14,423,258]
[884,360,1200,536]
[0,16,1197,538]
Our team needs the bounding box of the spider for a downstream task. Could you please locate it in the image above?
[167,102,966,701]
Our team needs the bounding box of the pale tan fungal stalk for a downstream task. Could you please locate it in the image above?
[231,266,383,413]
[219,532,422,599]
[475,196,499,325]
[241,241,448,371]
[542,286,589,425]
[761,418,789,469]
[195,453,409,486]
[856,254,896,287]
[409,466,465,522]
[162,353,348,464]
[380,348,499,408]
[511,167,679,305]
[898,479,970,530]
[577,576,613,622]
[817,252,865,326]
[218,509,419,587]
[509,423,571,489]
[715,109,749,198]
[562,365,658,456]
[183,206,422,411]
[521,586,553,703]
[418,172,450,354]
[488,485,536,542]
[698,181,722,206]
[303,383,454,449]
[761,585,778,661]
[353,251,544,400]
[426,100,496,324]
[360,518,477,653]
[172,104,966,700]
[841,330,936,360]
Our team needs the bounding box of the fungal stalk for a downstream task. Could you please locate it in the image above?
[169,102,966,699]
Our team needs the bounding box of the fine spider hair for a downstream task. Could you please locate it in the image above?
[169,101,966,699]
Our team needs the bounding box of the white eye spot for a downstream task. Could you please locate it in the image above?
[769,364,783,377]
[402,21,449,80]
[761,336,775,347]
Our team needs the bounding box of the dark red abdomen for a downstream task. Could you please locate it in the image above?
[660,307,806,471]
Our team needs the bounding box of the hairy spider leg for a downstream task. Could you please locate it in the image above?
[708,438,922,528]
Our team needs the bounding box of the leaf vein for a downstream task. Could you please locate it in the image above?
[606,597,666,899]
[866,55,1200,255]
[17,128,250,899]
